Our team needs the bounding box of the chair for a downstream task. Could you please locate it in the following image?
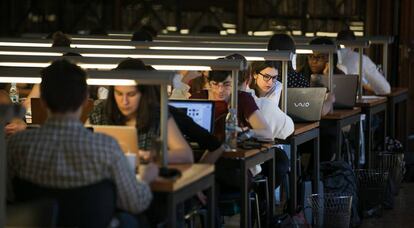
[13,178,116,228]
[219,191,261,228]
[7,198,59,227]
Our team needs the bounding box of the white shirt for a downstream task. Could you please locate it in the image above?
[338,48,391,95]
[246,83,294,140]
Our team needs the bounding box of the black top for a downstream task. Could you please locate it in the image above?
[169,105,221,152]
[277,65,310,88]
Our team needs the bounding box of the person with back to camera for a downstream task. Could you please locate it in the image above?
[7,59,158,226]
[336,29,391,95]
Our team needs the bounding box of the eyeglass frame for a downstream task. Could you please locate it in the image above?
[257,72,278,82]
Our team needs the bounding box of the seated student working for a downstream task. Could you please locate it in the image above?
[336,29,391,95]
[88,58,194,164]
[7,60,158,224]
[298,37,341,116]
[247,61,294,140]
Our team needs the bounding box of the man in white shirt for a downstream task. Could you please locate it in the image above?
[336,30,391,95]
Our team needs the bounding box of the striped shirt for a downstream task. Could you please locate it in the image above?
[7,116,152,214]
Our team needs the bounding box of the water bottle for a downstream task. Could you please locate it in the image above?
[225,108,238,152]
[9,83,19,104]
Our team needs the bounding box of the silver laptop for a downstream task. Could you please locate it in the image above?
[310,74,358,109]
[90,125,139,154]
[287,88,327,122]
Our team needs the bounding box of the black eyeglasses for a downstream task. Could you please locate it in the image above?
[258,72,278,82]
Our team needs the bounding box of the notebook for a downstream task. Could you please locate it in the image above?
[90,125,139,154]
[31,98,93,124]
[169,99,215,133]
[310,74,358,109]
[287,88,327,122]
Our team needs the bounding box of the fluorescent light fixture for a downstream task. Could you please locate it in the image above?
[350,21,364,26]
[149,46,266,51]
[340,44,346,49]
[161,29,168,34]
[355,32,364,37]
[82,53,219,59]
[292,30,302,36]
[0,62,49,67]
[152,65,211,71]
[316,32,338,37]
[86,78,136,86]
[305,33,315,37]
[78,64,117,69]
[0,51,62,56]
[226,29,236,34]
[0,77,41,83]
[220,31,228,35]
[222,23,236,29]
[70,44,135,49]
[248,31,254,36]
[167,26,177,32]
[350,26,364,31]
[0,42,51,47]
[253,31,274,36]
[296,49,313,54]
[108,33,131,37]
[72,37,129,42]
[180,29,190,34]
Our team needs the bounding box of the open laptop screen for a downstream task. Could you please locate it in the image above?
[169,99,215,133]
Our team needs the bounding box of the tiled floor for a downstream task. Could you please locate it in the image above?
[360,182,414,227]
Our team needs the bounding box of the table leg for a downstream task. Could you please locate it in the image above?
[267,148,276,224]
[167,194,176,228]
[365,110,373,168]
[355,118,361,169]
[289,138,298,214]
[241,160,249,228]
[313,133,320,194]
[206,178,215,228]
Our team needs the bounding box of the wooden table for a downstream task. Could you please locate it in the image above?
[321,108,362,167]
[147,164,215,228]
[275,122,320,214]
[383,88,409,151]
[222,145,275,228]
[356,97,388,168]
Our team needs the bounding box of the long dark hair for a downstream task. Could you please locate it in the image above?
[248,61,278,96]
[105,58,160,131]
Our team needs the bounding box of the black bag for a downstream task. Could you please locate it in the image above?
[320,161,361,227]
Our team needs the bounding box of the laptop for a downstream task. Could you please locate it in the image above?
[31,98,94,124]
[90,125,139,154]
[287,88,327,122]
[310,74,358,109]
[169,99,215,133]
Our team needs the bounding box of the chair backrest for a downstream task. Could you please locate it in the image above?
[13,178,116,228]
[7,198,59,227]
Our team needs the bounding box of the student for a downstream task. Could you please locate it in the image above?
[298,37,340,116]
[0,89,27,136]
[7,59,158,218]
[190,70,273,141]
[247,61,294,140]
[336,29,391,95]
[88,59,194,164]
[267,33,310,88]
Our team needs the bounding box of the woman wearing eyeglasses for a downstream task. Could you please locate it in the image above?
[247,61,294,140]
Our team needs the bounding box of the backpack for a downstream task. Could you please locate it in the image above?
[320,161,361,227]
